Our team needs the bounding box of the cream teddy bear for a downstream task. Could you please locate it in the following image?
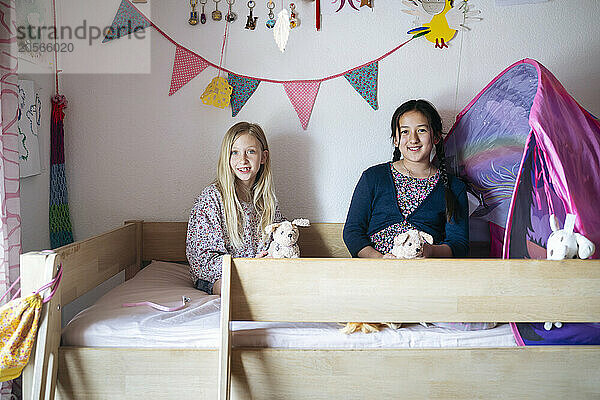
[391,229,434,259]
[265,219,310,258]
[544,214,595,330]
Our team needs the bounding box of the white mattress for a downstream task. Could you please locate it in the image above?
[62,260,517,349]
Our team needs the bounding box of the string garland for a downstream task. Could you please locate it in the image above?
[118,0,413,84]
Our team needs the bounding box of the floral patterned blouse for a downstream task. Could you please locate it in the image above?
[369,163,440,254]
[186,184,283,284]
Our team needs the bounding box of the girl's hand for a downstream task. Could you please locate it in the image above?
[255,250,269,258]
[382,253,397,259]
[422,243,433,258]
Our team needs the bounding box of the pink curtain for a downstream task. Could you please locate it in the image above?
[0,0,21,398]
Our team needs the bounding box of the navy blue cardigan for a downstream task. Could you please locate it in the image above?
[343,163,469,258]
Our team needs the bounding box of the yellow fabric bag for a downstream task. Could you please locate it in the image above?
[0,294,43,381]
[0,266,62,382]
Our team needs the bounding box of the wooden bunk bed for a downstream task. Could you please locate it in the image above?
[21,221,600,399]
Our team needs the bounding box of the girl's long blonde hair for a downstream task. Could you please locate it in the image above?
[215,122,277,249]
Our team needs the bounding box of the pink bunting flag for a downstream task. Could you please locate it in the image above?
[283,81,321,130]
[169,46,210,96]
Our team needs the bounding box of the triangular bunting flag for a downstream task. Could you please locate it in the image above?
[344,62,378,110]
[169,46,210,95]
[103,0,152,43]
[228,74,261,117]
[283,81,321,130]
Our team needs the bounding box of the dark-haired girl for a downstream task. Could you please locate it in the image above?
[343,99,469,259]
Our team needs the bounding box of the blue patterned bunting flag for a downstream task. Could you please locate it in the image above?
[228,74,261,117]
[103,0,152,43]
[344,62,378,110]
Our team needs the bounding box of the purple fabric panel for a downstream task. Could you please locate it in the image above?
[528,61,600,258]
[444,61,536,230]
[514,323,600,346]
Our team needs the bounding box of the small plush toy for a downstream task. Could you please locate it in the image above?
[544,213,596,330]
[265,219,310,258]
[546,214,595,260]
[340,322,400,335]
[391,229,434,259]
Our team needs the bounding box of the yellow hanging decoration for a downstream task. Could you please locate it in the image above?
[201,76,233,109]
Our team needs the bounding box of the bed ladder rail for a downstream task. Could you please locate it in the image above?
[219,255,233,400]
[21,252,62,400]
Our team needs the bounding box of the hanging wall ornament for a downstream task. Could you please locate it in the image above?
[201,77,233,108]
[200,0,208,23]
[289,3,299,28]
[273,9,290,52]
[212,0,223,21]
[402,0,481,49]
[225,0,237,22]
[202,7,233,108]
[266,1,276,28]
[245,1,258,29]
[50,95,74,248]
[189,0,199,25]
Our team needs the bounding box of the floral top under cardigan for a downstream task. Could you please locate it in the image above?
[186,184,283,284]
[370,164,440,254]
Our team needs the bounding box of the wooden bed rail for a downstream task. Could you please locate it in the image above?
[140,221,350,261]
[53,222,140,306]
[225,257,600,322]
[219,256,600,400]
[21,253,61,400]
[22,222,140,399]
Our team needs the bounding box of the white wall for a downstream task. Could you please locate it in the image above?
[42,0,600,243]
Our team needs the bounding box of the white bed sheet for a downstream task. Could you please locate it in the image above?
[62,261,517,349]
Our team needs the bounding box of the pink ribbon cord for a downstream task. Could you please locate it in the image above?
[34,265,63,304]
[0,277,21,304]
[122,296,191,312]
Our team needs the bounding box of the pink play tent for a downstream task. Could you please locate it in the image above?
[445,59,600,259]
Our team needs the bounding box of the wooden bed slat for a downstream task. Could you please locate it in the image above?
[229,257,600,322]
[56,348,218,400]
[230,347,600,399]
[55,346,600,400]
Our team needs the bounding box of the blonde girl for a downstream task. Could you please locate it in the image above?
[186,122,283,295]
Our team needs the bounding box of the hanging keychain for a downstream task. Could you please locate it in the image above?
[225,0,237,22]
[200,0,208,23]
[245,1,258,30]
[289,3,299,28]
[266,0,276,29]
[189,0,199,25]
[212,0,223,21]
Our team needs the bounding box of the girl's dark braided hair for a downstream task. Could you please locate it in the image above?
[390,99,459,222]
